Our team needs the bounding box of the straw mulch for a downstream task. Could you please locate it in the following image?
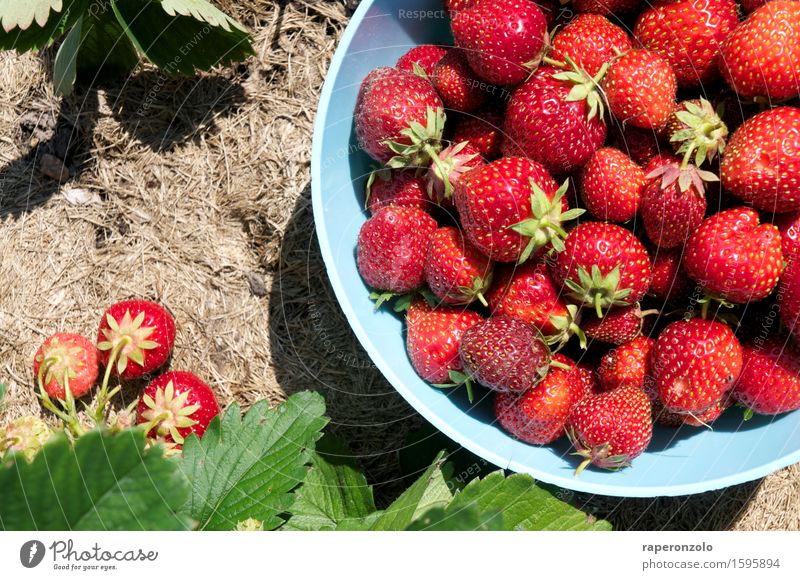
[1,0,798,529]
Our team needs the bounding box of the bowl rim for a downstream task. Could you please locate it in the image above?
[310,0,800,497]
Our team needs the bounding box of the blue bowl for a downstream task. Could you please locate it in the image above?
[311,0,800,497]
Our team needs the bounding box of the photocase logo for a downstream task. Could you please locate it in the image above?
[20,540,46,568]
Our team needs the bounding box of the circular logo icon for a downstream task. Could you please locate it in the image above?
[20,540,46,568]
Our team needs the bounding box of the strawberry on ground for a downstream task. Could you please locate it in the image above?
[548,13,631,78]
[406,299,483,384]
[459,315,551,393]
[424,226,495,305]
[648,248,690,304]
[582,303,657,346]
[451,0,548,86]
[426,141,483,203]
[365,169,430,214]
[579,147,645,223]
[137,371,221,449]
[357,206,437,295]
[684,207,783,304]
[431,49,489,113]
[653,318,743,414]
[597,336,655,392]
[34,333,99,401]
[451,107,504,159]
[396,45,448,77]
[733,338,800,415]
[495,354,585,445]
[567,385,652,473]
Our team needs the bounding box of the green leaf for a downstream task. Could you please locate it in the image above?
[446,471,611,531]
[53,16,81,96]
[0,383,7,404]
[180,391,328,530]
[0,0,87,52]
[406,505,504,531]
[110,0,253,75]
[0,428,192,530]
[282,435,376,531]
[73,1,139,85]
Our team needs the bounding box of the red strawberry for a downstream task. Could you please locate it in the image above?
[427,141,484,203]
[451,0,548,86]
[454,157,582,263]
[452,107,504,159]
[425,226,495,305]
[612,123,663,166]
[495,354,584,444]
[444,0,479,14]
[684,207,783,304]
[431,49,488,113]
[396,45,448,77]
[551,222,652,317]
[354,67,444,166]
[582,303,656,346]
[548,13,632,77]
[365,169,430,214]
[718,0,800,101]
[649,248,690,304]
[486,259,583,346]
[571,0,643,15]
[778,259,800,345]
[720,107,800,213]
[666,99,729,167]
[579,147,645,223]
[775,211,800,261]
[97,300,176,379]
[357,206,437,294]
[733,338,800,415]
[654,318,743,414]
[598,336,655,391]
[34,333,99,400]
[575,361,602,396]
[459,315,551,393]
[602,49,677,130]
[502,64,607,175]
[634,0,739,88]
[639,154,712,249]
[740,0,768,12]
[406,299,483,384]
[567,385,652,472]
[682,397,731,427]
[136,371,221,449]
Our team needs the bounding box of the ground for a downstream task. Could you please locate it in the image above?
[1,0,798,530]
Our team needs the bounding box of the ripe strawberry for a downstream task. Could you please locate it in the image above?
[454,157,582,263]
[357,206,437,294]
[396,45,448,77]
[639,154,713,249]
[97,300,176,379]
[720,107,800,213]
[575,361,602,396]
[495,354,584,444]
[451,107,504,159]
[365,169,429,214]
[778,260,800,344]
[602,49,677,130]
[582,303,656,346]
[502,64,607,175]
[684,207,783,304]
[548,13,632,77]
[598,336,655,392]
[451,0,548,86]
[444,0,478,14]
[136,371,221,448]
[634,0,739,88]
[34,333,99,400]
[567,386,652,472]
[425,226,495,305]
[571,0,643,15]
[654,318,743,414]
[459,315,551,393]
[740,0,768,12]
[431,49,488,113]
[682,397,731,427]
[775,211,800,261]
[406,299,483,384]
[354,67,444,166]
[611,123,663,166]
[649,248,690,304]
[579,147,645,223]
[666,99,729,167]
[733,338,800,415]
[486,259,583,346]
[551,222,652,317]
[718,0,800,101]
[426,141,483,203]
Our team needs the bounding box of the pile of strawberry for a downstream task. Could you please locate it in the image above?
[352,0,800,473]
[29,299,220,453]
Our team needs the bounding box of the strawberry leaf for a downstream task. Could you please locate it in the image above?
[180,391,328,530]
[0,428,192,530]
[0,383,6,404]
[405,504,505,530]
[0,0,87,52]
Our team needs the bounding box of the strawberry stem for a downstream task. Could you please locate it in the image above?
[35,357,83,438]
[94,337,131,423]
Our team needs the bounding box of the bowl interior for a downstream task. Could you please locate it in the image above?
[311,0,800,497]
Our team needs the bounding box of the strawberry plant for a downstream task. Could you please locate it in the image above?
[0,0,254,96]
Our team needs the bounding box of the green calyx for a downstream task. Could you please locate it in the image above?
[566,427,631,477]
[364,166,392,209]
[551,55,608,122]
[645,160,719,195]
[456,274,492,307]
[669,98,728,168]
[383,106,446,171]
[427,140,480,201]
[564,265,632,318]
[431,370,475,404]
[548,304,586,350]
[509,179,585,264]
